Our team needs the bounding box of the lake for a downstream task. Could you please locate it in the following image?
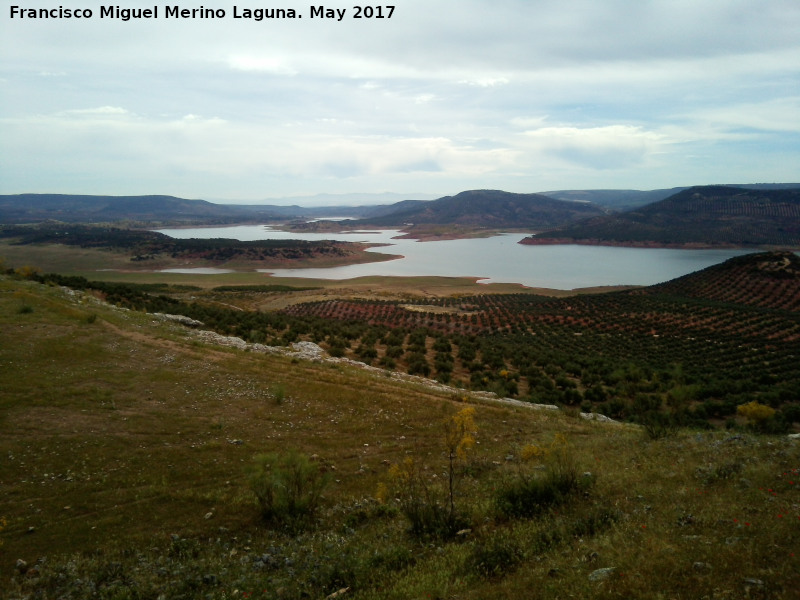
[154,225,754,290]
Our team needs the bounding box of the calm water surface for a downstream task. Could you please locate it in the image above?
[155,225,754,289]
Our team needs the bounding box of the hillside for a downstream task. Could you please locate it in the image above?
[2,270,800,599]
[279,251,800,423]
[540,187,688,211]
[1,190,606,230]
[641,250,800,311]
[346,189,607,229]
[0,194,308,225]
[540,184,800,212]
[523,185,800,248]
[9,249,797,431]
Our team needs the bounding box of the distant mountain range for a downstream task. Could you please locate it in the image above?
[0,190,605,228]
[345,189,607,229]
[542,184,800,211]
[523,185,800,248]
[2,183,799,248]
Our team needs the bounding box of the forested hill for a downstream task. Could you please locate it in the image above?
[0,194,299,224]
[347,189,607,229]
[638,250,800,312]
[540,183,800,211]
[522,186,800,248]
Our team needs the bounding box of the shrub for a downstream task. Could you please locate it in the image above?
[328,345,346,358]
[695,460,743,485]
[248,450,330,529]
[737,400,775,424]
[406,353,430,376]
[495,469,580,519]
[780,403,800,424]
[737,401,787,433]
[368,545,416,572]
[381,408,477,539]
[383,456,470,540]
[385,345,404,359]
[568,506,620,538]
[640,410,679,440]
[271,383,286,405]
[14,265,40,279]
[495,434,589,519]
[466,533,525,578]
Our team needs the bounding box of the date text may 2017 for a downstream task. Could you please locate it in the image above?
[310,6,395,20]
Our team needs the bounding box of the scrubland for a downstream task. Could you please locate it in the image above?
[1,274,798,599]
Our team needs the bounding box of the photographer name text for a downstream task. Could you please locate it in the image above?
[8,5,396,22]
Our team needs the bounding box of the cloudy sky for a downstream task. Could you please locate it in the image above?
[1,0,798,203]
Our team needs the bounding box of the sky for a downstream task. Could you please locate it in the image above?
[1,0,799,204]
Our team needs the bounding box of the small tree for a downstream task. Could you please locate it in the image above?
[380,407,477,539]
[248,450,330,530]
[443,407,476,518]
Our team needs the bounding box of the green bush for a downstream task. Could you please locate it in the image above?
[248,450,330,529]
[328,345,346,358]
[495,469,581,519]
[270,383,287,405]
[383,457,470,539]
[466,533,525,578]
[401,491,469,539]
[380,408,477,540]
[639,410,679,440]
[494,434,590,519]
[780,403,800,424]
[568,506,620,538]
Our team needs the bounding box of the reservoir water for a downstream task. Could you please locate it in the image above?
[155,225,754,290]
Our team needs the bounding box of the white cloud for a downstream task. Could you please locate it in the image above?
[681,97,800,135]
[0,0,798,197]
[521,125,666,169]
[227,55,298,75]
[59,106,132,117]
[458,77,510,88]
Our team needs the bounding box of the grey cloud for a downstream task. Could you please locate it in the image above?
[389,159,443,173]
[0,0,798,197]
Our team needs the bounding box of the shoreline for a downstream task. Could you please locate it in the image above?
[519,237,799,250]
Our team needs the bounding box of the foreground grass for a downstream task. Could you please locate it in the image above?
[1,276,798,599]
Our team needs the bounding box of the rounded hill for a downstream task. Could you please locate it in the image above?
[640,250,800,311]
[524,185,800,248]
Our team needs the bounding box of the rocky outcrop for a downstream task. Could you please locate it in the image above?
[153,313,205,328]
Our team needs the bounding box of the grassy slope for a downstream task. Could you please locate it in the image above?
[1,276,799,599]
